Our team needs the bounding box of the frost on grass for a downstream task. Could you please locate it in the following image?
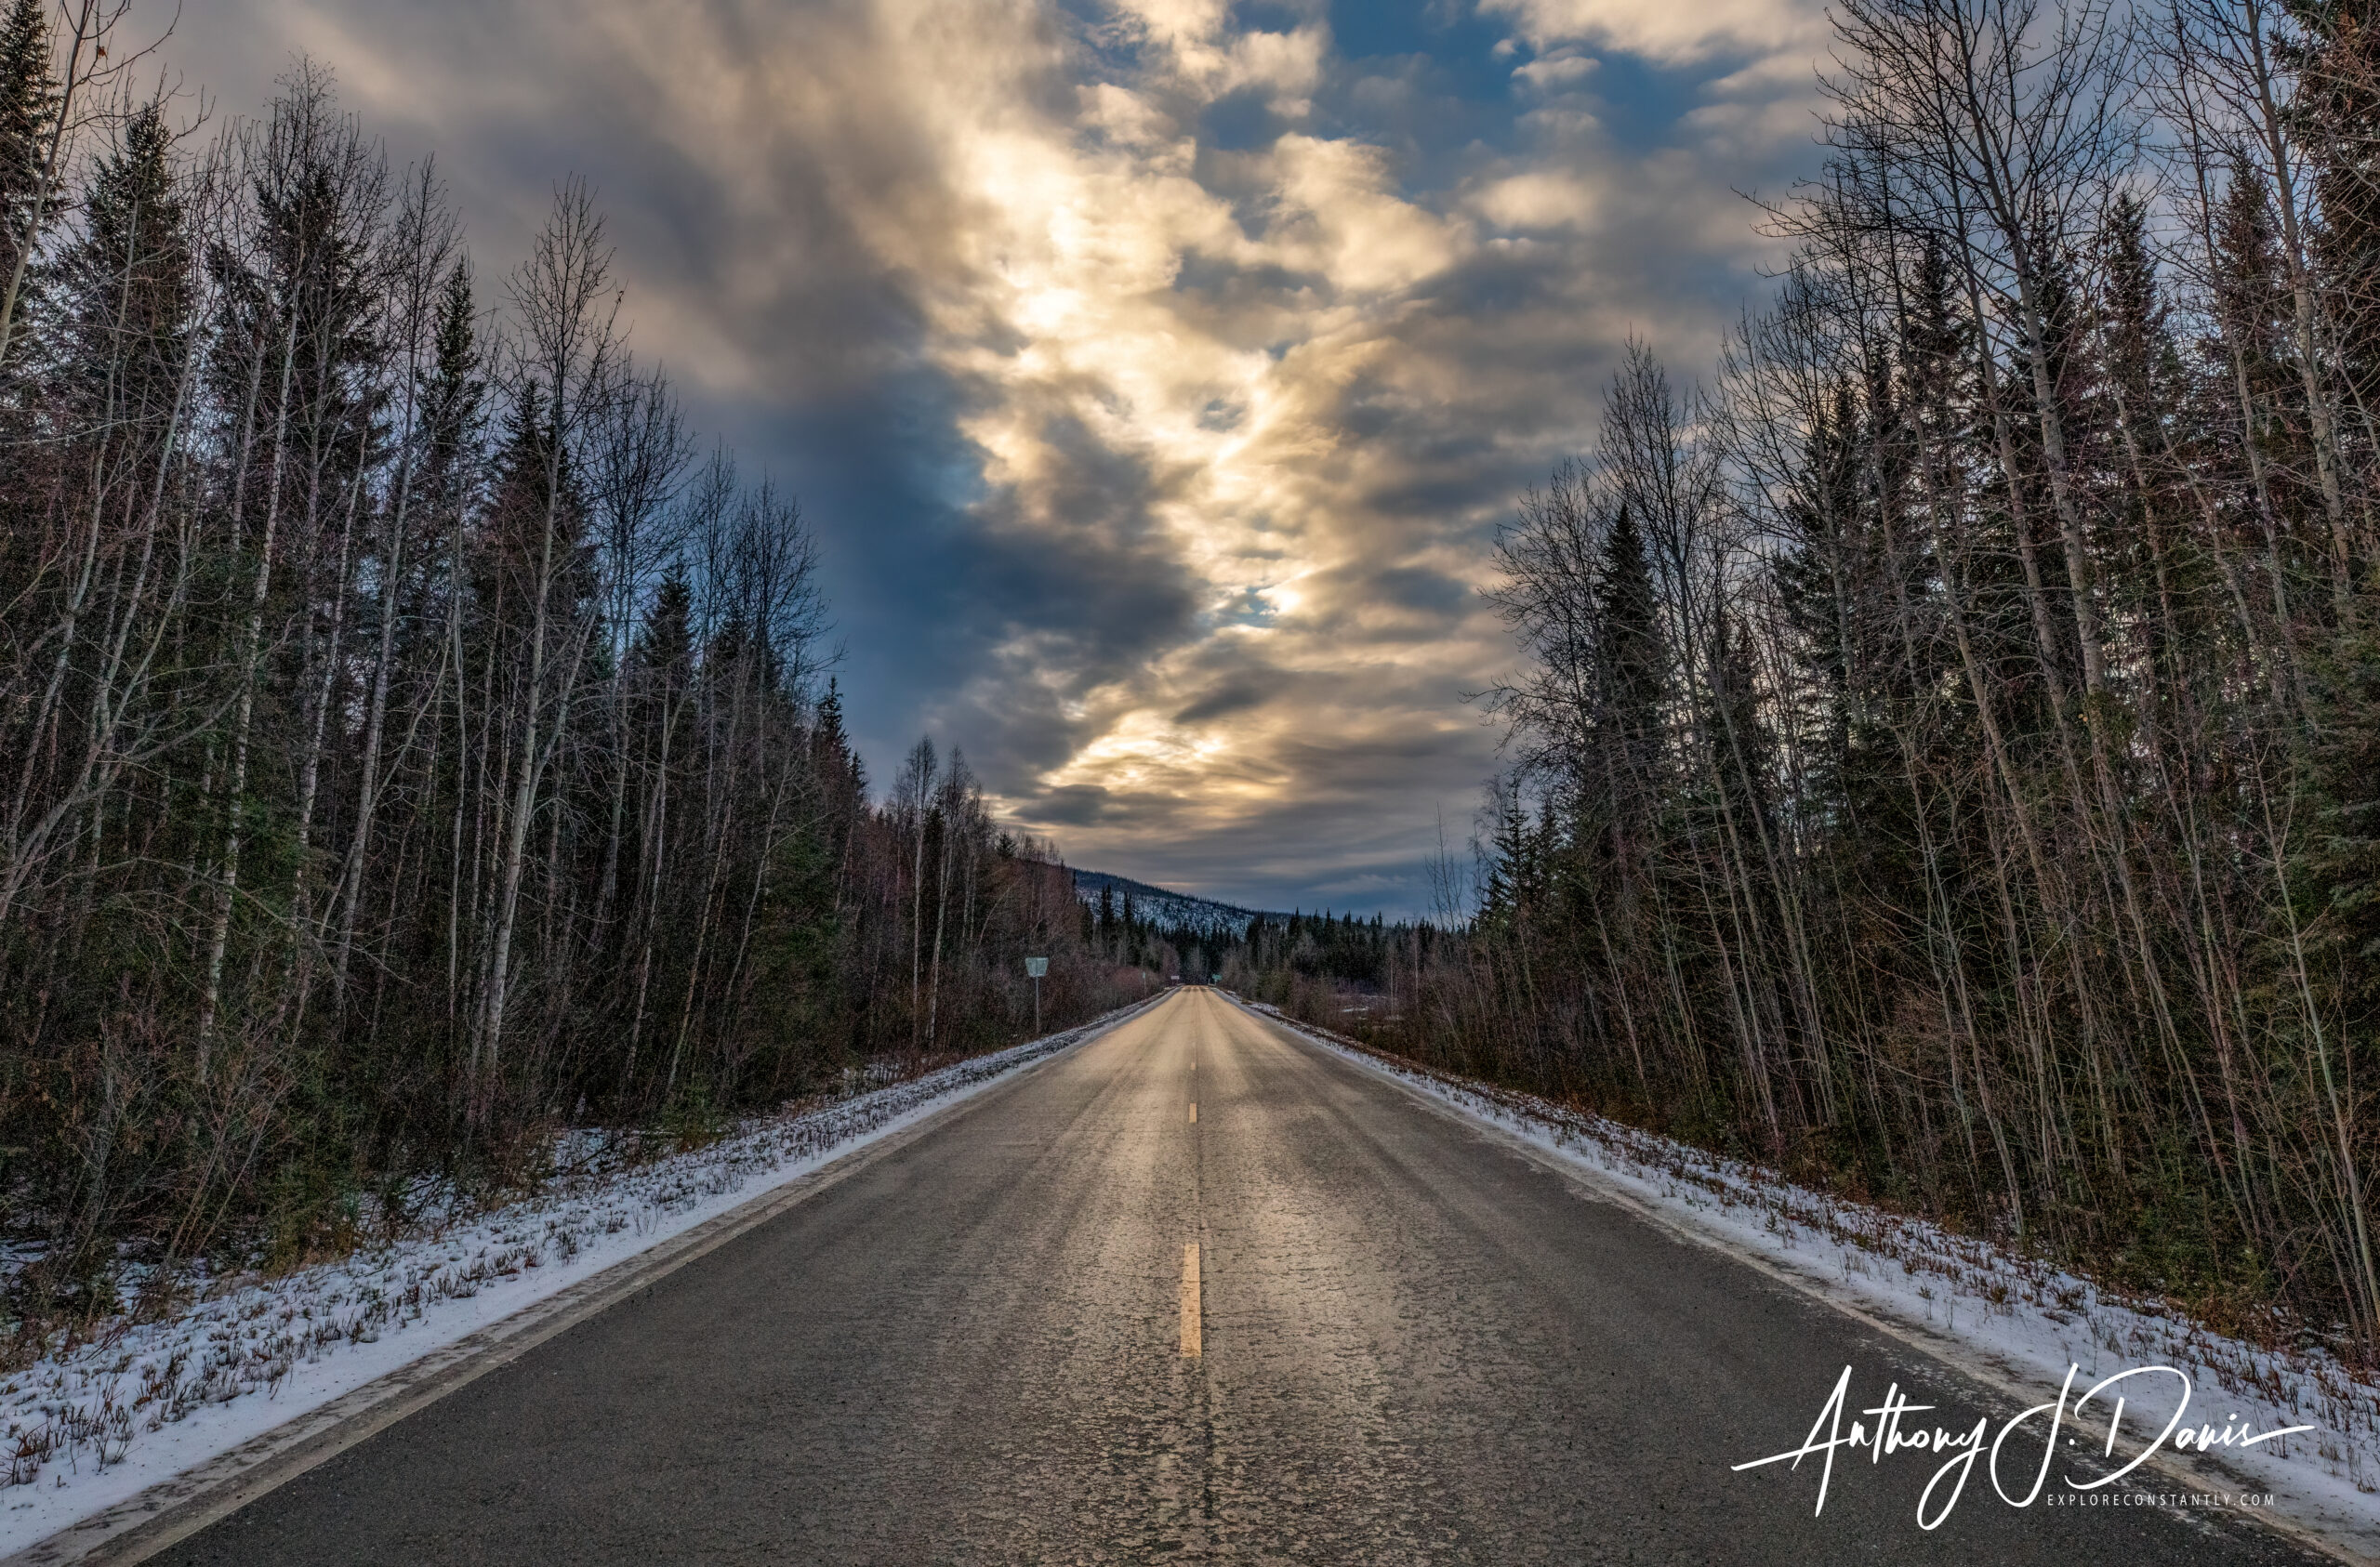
[0,1006,1139,1527]
[1248,1002,2380,1524]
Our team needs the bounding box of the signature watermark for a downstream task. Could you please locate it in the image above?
[1731,1363,2312,1529]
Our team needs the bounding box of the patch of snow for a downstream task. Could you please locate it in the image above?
[0,1003,1150,1550]
[1242,1000,2380,1548]
[1070,871,1267,941]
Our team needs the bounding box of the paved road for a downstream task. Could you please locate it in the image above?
[157,989,2325,1564]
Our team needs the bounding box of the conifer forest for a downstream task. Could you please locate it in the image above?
[7,0,2380,1389]
[1231,0,2380,1367]
[0,4,1151,1323]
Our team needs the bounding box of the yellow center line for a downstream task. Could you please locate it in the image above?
[1189,1101,1197,1123]
[1180,1242,1201,1358]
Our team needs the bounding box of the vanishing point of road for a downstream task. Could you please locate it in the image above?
[152,988,2326,1565]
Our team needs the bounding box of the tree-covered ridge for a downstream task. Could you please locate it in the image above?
[1069,870,1271,942]
[1073,877,1415,993]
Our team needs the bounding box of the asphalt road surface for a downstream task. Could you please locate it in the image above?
[155,989,2329,1565]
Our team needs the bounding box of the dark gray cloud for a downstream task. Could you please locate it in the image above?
[154,0,1826,915]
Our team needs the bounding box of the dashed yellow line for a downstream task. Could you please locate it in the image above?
[1189,1101,1197,1124]
[1180,1242,1201,1357]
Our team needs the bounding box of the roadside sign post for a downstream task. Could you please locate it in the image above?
[1025,956,1049,1034]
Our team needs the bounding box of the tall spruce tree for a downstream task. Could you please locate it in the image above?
[59,103,189,428]
[0,0,54,362]
[2286,0,2380,410]
[1594,500,1666,837]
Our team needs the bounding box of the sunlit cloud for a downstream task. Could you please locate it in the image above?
[1480,0,1827,65]
[160,0,1829,913]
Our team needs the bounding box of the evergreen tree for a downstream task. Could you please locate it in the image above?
[419,259,483,517]
[1592,501,1666,889]
[2214,163,2303,458]
[2286,0,2380,408]
[58,102,189,428]
[482,379,588,598]
[1709,607,1774,838]
[0,0,54,330]
[633,567,694,674]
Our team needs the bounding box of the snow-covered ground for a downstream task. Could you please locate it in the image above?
[9,989,2370,1558]
[0,1002,1150,1553]
[1242,999,2380,1556]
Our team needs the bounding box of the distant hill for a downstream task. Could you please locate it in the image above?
[1070,870,1278,941]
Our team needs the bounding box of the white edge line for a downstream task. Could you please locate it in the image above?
[1228,997,2373,1567]
[3,998,1161,1567]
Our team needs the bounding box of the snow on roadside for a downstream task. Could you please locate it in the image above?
[1242,1000,2380,1537]
[0,1002,1149,1550]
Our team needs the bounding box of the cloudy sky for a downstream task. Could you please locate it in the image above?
[162,0,1830,915]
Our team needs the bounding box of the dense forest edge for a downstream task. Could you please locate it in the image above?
[8,0,2380,1392]
[1208,0,2380,1375]
[0,7,1194,1341]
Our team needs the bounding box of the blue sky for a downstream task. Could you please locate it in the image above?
[164,0,1830,915]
